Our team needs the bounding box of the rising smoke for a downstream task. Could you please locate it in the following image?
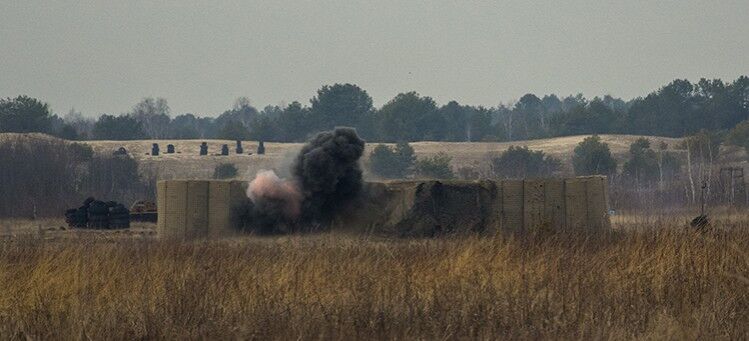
[292,127,366,222]
[248,170,302,220]
[243,127,365,232]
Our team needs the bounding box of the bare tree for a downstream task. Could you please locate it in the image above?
[131,97,171,139]
[63,108,94,138]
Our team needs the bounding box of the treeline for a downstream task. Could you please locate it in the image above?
[1,76,748,142]
[0,136,154,217]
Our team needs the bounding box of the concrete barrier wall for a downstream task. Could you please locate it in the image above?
[157,177,610,238]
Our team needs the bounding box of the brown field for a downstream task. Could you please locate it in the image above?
[87,134,683,179]
[1,216,748,339]
[0,133,684,179]
[3,133,748,339]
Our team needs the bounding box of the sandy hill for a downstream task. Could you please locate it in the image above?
[1,133,684,179]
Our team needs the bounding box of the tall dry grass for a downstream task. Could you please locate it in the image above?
[0,226,748,339]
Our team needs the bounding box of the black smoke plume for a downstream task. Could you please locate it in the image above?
[292,127,365,223]
[240,127,365,232]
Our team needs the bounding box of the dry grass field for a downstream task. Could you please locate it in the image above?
[3,133,748,339]
[0,133,712,179]
[1,216,748,339]
[1,133,683,179]
[85,134,683,179]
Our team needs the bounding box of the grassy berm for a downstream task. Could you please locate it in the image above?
[0,223,748,339]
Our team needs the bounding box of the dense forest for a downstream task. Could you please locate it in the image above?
[1,76,748,143]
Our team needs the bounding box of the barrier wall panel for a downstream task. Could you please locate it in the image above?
[585,176,609,230]
[163,181,188,238]
[602,176,611,229]
[502,180,524,232]
[186,181,209,237]
[544,179,565,230]
[156,181,167,233]
[565,178,588,229]
[227,181,247,235]
[484,180,502,233]
[523,180,545,230]
[208,181,231,237]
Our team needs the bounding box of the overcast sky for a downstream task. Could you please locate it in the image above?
[1,0,748,117]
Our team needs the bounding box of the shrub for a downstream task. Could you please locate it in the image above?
[92,114,147,140]
[572,135,618,176]
[369,142,415,179]
[415,152,454,179]
[56,124,81,140]
[623,138,659,184]
[214,163,239,179]
[726,120,749,154]
[678,130,722,160]
[85,154,148,203]
[657,145,683,180]
[492,146,560,179]
[68,142,94,162]
[0,136,151,217]
[457,165,480,180]
[0,136,78,217]
[219,121,251,141]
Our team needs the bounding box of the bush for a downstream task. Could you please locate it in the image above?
[214,163,239,179]
[0,136,78,217]
[491,146,560,179]
[68,142,94,162]
[368,142,415,179]
[726,120,749,153]
[623,138,659,184]
[92,114,147,140]
[220,121,251,141]
[679,130,722,160]
[415,152,454,179]
[85,155,148,203]
[656,144,683,181]
[0,136,151,217]
[457,165,481,180]
[56,124,81,140]
[572,135,618,176]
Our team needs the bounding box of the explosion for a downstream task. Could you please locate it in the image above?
[242,127,365,232]
[247,170,302,220]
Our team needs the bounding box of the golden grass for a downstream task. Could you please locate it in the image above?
[89,134,680,178]
[0,132,682,179]
[1,222,748,339]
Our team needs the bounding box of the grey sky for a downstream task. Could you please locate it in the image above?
[1,0,748,117]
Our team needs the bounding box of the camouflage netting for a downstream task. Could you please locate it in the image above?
[156,177,610,238]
